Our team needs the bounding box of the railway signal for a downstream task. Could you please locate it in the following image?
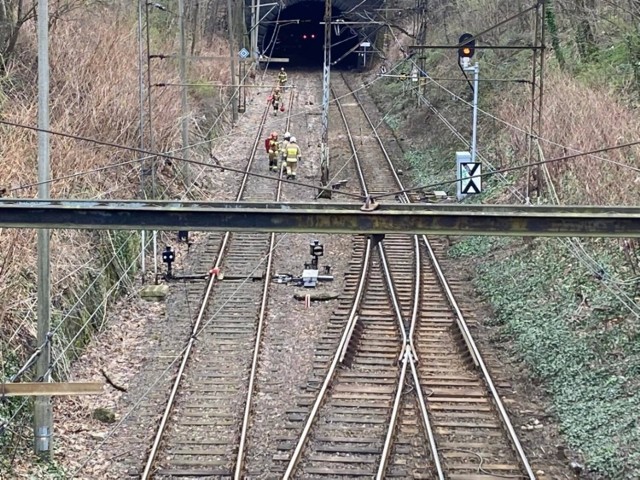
[456,32,481,171]
[458,33,475,67]
[162,245,175,278]
[303,240,329,287]
[309,239,324,268]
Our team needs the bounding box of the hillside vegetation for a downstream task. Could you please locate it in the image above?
[0,2,232,474]
[369,0,640,477]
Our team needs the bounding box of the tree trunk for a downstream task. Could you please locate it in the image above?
[575,0,597,61]
[546,0,566,69]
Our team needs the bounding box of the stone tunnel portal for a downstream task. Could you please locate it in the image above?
[261,1,369,69]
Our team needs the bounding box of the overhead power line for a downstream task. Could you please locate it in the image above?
[0,119,362,201]
[374,140,640,200]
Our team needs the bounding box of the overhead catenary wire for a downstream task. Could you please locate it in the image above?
[0,119,363,200]
[385,22,640,315]
[69,218,297,478]
[3,117,638,209]
[419,70,640,173]
[2,4,290,449]
[372,139,640,201]
[2,69,393,198]
[66,54,520,477]
[384,9,633,170]
[1,121,230,399]
[1,105,236,440]
[382,26,640,316]
[68,80,299,474]
[538,145,640,317]
[394,42,640,314]
[2,65,314,394]
[382,19,526,200]
[66,78,275,473]
[1,136,215,443]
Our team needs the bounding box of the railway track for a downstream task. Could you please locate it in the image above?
[139,78,297,479]
[270,73,536,479]
[119,69,536,479]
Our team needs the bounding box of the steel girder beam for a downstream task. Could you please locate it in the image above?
[0,200,638,237]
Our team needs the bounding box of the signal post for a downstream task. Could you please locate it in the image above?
[456,34,482,200]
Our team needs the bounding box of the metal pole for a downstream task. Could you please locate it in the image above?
[320,0,331,191]
[145,1,156,198]
[137,0,147,277]
[227,0,238,123]
[251,0,258,57]
[35,0,53,457]
[470,63,479,164]
[526,0,546,202]
[178,0,190,185]
[144,2,159,279]
[535,0,546,198]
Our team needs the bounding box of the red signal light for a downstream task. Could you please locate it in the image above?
[303,34,307,39]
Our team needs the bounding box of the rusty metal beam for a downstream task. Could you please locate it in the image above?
[0,382,104,397]
[0,200,638,237]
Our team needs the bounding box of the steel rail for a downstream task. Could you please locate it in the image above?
[341,73,534,479]
[375,243,409,479]
[282,237,373,480]
[140,89,273,480]
[408,353,445,479]
[377,243,408,351]
[338,73,444,478]
[421,234,536,478]
[341,73,478,363]
[234,80,296,480]
[377,350,409,479]
[407,237,444,479]
[331,85,369,198]
[354,72,536,480]
[407,235,421,361]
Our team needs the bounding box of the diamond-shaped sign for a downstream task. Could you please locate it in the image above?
[239,48,250,59]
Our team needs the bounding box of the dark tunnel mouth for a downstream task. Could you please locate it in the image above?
[262,1,366,70]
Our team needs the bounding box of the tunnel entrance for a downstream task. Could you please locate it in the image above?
[262,2,363,69]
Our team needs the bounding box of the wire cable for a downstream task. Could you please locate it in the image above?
[372,139,640,200]
[419,71,640,173]
[3,63,396,198]
[378,26,640,316]
[0,119,363,200]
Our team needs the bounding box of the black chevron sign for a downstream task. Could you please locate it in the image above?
[461,162,482,194]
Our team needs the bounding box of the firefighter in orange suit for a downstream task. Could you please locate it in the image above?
[267,131,280,172]
[270,88,282,116]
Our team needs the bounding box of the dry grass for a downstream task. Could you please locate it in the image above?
[497,70,640,205]
[0,5,231,372]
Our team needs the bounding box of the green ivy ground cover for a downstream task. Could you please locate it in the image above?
[452,236,640,478]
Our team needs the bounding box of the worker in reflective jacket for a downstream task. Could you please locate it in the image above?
[278,68,288,90]
[285,136,301,180]
[280,131,291,169]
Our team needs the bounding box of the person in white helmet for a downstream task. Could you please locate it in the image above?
[278,67,288,90]
[280,131,291,171]
[285,136,301,180]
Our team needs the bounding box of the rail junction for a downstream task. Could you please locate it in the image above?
[5,70,637,479]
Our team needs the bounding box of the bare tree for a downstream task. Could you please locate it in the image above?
[575,0,597,60]
[0,0,100,68]
[0,0,36,64]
